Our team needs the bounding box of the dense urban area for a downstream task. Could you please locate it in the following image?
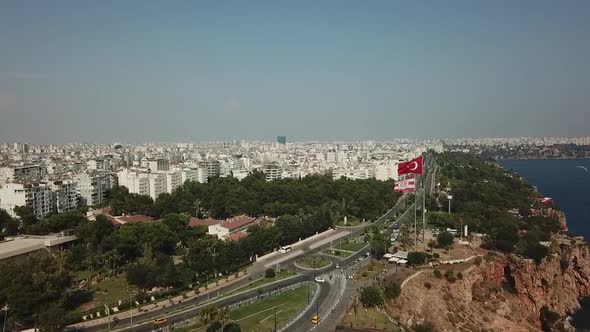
[0,137,588,332]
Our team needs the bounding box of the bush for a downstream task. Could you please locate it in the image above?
[474,256,483,266]
[359,285,383,307]
[265,268,276,278]
[433,269,442,279]
[456,272,463,280]
[445,269,456,282]
[407,252,429,266]
[424,282,432,289]
[437,231,454,248]
[522,243,549,264]
[433,253,440,259]
[384,281,401,300]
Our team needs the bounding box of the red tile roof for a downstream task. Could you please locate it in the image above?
[225,231,248,241]
[218,215,256,231]
[189,217,221,228]
[117,215,154,224]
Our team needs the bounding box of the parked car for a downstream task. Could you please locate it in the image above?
[314,276,325,283]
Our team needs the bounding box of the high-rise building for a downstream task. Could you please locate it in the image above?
[277,136,287,145]
[147,159,169,173]
[51,180,79,213]
[75,173,111,207]
[0,183,53,219]
[0,165,44,185]
[198,160,221,181]
[262,163,282,181]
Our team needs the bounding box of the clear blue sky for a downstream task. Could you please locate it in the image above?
[1,1,589,143]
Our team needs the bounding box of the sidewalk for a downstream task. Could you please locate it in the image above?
[70,271,249,329]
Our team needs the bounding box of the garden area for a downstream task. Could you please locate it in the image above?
[295,255,331,269]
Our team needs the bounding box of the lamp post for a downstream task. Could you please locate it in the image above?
[126,289,134,325]
[104,304,111,331]
[2,305,8,332]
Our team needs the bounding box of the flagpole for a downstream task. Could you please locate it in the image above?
[422,157,426,242]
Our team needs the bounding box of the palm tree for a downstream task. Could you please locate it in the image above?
[199,306,219,329]
[217,306,230,329]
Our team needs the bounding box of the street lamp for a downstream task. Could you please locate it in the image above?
[2,305,8,332]
[126,289,134,325]
[104,304,111,331]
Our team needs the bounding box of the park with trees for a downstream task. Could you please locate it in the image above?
[0,172,400,330]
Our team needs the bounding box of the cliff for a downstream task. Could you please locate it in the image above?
[388,237,590,332]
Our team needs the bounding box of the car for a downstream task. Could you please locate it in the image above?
[365,251,371,256]
[314,276,325,283]
[335,263,340,269]
[153,318,168,326]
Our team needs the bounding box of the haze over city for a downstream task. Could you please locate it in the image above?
[1,1,589,143]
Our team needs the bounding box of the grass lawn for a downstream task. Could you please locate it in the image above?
[295,255,331,269]
[354,261,387,283]
[322,248,355,258]
[337,240,367,253]
[91,274,137,308]
[336,217,362,226]
[176,284,309,332]
[341,306,401,331]
[224,270,296,296]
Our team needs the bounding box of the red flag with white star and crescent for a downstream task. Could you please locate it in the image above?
[398,156,423,176]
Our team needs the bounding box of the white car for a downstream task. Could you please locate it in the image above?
[314,276,325,283]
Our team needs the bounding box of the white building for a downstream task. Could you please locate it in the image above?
[262,163,282,181]
[0,165,44,185]
[375,162,399,181]
[181,168,206,184]
[0,183,53,219]
[75,173,111,207]
[50,180,79,213]
[117,169,150,196]
[165,170,182,194]
[148,173,167,200]
[147,159,169,173]
[198,160,221,181]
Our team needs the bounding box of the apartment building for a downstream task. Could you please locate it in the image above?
[50,180,79,213]
[198,160,221,181]
[148,173,167,200]
[0,165,44,185]
[75,173,111,207]
[0,183,53,219]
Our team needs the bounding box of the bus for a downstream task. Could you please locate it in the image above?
[279,245,292,253]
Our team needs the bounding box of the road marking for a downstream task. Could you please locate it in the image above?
[259,309,284,322]
[236,303,287,322]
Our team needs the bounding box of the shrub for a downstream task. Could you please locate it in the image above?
[437,231,454,248]
[456,272,463,280]
[384,281,401,300]
[359,286,383,307]
[265,268,276,278]
[474,256,483,266]
[433,253,440,259]
[445,269,456,282]
[522,243,549,264]
[424,282,432,289]
[433,269,442,279]
[407,252,429,266]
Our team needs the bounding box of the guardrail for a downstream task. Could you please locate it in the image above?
[277,282,321,332]
[164,282,319,332]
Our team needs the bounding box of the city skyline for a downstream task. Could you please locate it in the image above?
[1,1,589,143]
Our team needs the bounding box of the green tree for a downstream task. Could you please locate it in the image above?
[436,231,454,249]
[407,252,429,266]
[265,268,276,278]
[383,281,401,300]
[359,285,383,307]
[0,208,14,239]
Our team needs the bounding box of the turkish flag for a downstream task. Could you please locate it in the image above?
[398,156,423,175]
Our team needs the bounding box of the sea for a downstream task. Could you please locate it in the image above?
[500,159,590,331]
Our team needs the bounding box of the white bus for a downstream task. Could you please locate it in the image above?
[279,245,292,253]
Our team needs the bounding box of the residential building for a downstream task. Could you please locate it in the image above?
[148,173,167,200]
[0,182,53,219]
[148,159,169,173]
[75,173,111,207]
[0,165,44,184]
[262,163,282,181]
[165,170,183,194]
[50,180,79,213]
[198,160,221,181]
[117,169,150,196]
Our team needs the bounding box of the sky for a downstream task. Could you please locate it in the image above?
[0,1,589,144]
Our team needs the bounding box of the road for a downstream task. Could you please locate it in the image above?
[73,156,437,332]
